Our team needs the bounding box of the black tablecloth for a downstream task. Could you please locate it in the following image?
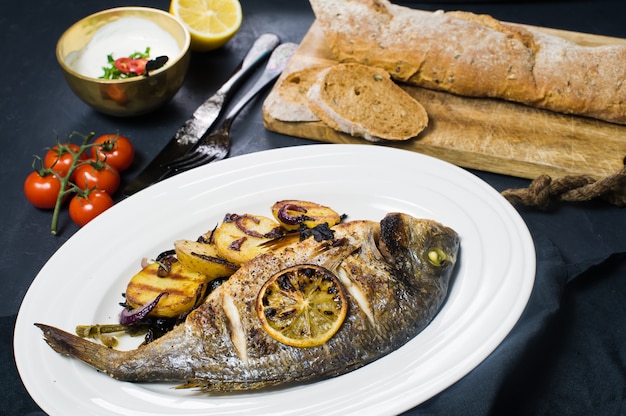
[2,1,625,415]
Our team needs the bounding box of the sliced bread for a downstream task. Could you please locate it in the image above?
[306,63,428,141]
[262,65,325,122]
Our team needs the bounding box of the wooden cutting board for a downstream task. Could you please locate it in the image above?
[263,20,626,180]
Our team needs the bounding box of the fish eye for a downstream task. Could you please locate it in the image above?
[427,247,448,267]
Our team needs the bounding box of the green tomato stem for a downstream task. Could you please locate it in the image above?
[49,131,96,235]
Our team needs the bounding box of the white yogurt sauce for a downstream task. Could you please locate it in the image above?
[72,17,181,78]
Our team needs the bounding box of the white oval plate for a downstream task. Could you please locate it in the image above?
[15,144,535,416]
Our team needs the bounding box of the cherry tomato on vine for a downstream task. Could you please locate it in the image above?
[69,190,114,227]
[91,134,135,172]
[74,162,120,194]
[23,171,63,209]
[44,144,87,179]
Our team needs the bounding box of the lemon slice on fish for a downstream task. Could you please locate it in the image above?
[256,265,348,348]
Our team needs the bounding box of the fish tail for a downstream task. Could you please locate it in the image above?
[35,323,126,377]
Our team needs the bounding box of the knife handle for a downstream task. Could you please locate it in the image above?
[221,33,282,94]
[183,33,280,141]
[224,43,298,121]
[192,33,281,121]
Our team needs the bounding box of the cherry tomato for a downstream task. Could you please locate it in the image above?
[24,171,63,209]
[74,162,120,195]
[91,134,135,172]
[69,190,114,227]
[114,57,149,75]
[44,144,87,179]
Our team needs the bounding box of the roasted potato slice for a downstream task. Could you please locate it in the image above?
[125,261,209,318]
[213,214,284,265]
[271,200,342,231]
[174,239,239,279]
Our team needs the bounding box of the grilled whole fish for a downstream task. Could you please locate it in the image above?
[36,213,460,391]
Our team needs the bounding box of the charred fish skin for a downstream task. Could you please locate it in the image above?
[36,213,460,391]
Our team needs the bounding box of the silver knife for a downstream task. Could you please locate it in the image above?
[124,33,281,196]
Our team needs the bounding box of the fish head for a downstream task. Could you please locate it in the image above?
[379,213,460,289]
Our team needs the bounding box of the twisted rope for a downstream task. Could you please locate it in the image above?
[501,159,626,210]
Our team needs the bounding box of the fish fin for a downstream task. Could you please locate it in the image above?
[175,378,286,392]
[336,265,377,328]
[222,291,248,365]
[174,381,205,389]
[35,323,125,376]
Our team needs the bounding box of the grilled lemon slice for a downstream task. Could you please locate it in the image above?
[256,264,347,348]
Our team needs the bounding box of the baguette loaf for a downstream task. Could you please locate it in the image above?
[306,63,428,141]
[309,0,626,125]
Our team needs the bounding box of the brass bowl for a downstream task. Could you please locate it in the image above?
[56,7,191,117]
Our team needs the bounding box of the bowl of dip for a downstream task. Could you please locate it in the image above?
[57,7,191,117]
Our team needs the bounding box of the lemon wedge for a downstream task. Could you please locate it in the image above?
[170,0,242,52]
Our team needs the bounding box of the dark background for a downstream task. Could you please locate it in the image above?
[2,1,625,415]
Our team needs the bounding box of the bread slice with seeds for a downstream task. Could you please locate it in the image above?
[263,65,325,122]
[306,63,428,141]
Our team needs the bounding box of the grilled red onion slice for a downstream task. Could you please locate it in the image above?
[277,204,307,225]
[234,214,263,237]
[225,213,284,239]
[120,292,166,326]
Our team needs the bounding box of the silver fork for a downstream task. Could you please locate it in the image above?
[165,43,298,173]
